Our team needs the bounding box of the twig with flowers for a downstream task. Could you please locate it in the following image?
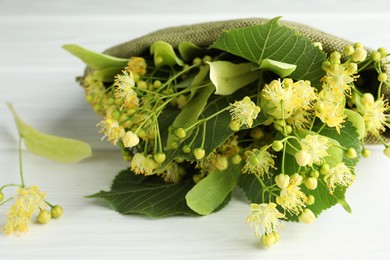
[0,104,91,234]
[65,17,390,247]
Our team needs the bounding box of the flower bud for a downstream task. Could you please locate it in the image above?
[320,163,330,175]
[290,173,303,186]
[51,205,63,219]
[175,128,187,139]
[111,110,121,120]
[275,174,290,189]
[304,177,318,190]
[361,93,375,106]
[231,154,242,165]
[352,47,367,62]
[272,140,284,152]
[193,57,202,66]
[122,131,140,148]
[37,210,51,224]
[321,61,331,71]
[330,51,341,63]
[282,78,294,87]
[384,146,390,158]
[346,148,358,159]
[194,148,206,160]
[261,232,280,248]
[295,150,311,166]
[343,45,354,56]
[154,152,166,164]
[371,51,382,62]
[202,55,212,64]
[229,120,240,131]
[136,80,148,90]
[346,62,358,74]
[153,80,162,89]
[378,47,388,58]
[299,208,316,224]
[249,127,264,139]
[378,73,388,82]
[362,148,371,158]
[309,169,319,178]
[0,192,4,202]
[176,95,187,109]
[182,145,191,154]
[354,42,363,48]
[215,156,229,171]
[307,195,315,205]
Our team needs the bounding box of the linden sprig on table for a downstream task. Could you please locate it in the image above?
[0,104,91,235]
[65,17,390,247]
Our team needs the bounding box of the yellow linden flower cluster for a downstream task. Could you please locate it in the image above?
[1,185,63,235]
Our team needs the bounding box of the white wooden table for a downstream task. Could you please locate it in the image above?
[1,0,390,259]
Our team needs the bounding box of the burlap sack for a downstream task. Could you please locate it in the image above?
[87,18,390,143]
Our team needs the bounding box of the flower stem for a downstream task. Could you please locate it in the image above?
[19,136,25,188]
[0,197,14,207]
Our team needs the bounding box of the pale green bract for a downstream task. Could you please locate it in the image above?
[8,103,92,163]
[209,61,259,95]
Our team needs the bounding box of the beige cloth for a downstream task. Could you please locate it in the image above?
[88,18,390,143]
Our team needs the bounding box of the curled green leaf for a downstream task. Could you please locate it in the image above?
[259,58,297,78]
[209,61,259,95]
[62,44,129,70]
[185,162,242,215]
[7,103,92,163]
[150,41,184,67]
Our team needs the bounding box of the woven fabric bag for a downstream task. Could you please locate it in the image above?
[86,18,390,143]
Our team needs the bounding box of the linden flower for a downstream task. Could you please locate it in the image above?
[229,96,261,128]
[246,203,285,237]
[321,63,356,96]
[97,118,125,145]
[291,80,317,110]
[114,71,139,109]
[276,182,307,215]
[261,79,294,118]
[3,186,48,234]
[297,135,330,166]
[362,97,390,137]
[155,162,182,183]
[287,108,313,129]
[324,162,356,194]
[130,153,159,176]
[242,146,276,178]
[127,57,147,76]
[315,88,346,133]
[122,131,140,148]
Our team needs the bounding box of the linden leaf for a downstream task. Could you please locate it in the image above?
[209,61,260,95]
[166,84,215,149]
[150,41,184,67]
[185,162,242,215]
[210,17,326,87]
[63,44,128,70]
[8,103,92,163]
[88,169,198,217]
[258,58,297,78]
